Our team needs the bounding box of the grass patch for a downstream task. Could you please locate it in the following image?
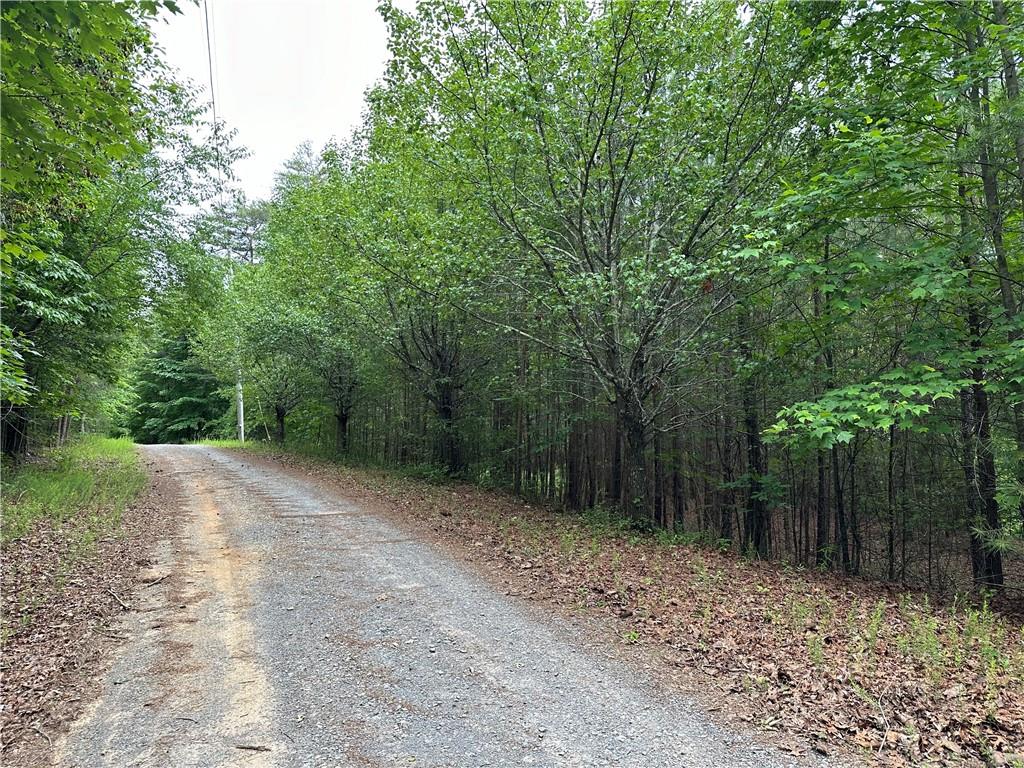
[1,436,146,544]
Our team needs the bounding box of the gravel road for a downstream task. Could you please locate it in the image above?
[55,445,824,768]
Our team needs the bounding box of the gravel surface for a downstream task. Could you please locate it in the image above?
[56,445,826,768]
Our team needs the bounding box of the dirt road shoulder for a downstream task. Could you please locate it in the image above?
[0,452,184,766]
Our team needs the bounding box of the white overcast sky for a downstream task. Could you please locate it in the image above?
[151,0,397,201]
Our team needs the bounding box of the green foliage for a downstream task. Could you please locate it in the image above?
[767,366,971,448]
[1,1,179,199]
[1,436,145,542]
[191,2,1024,592]
[128,338,228,444]
[1,0,240,451]
[9,0,1019,597]
[1,0,165,404]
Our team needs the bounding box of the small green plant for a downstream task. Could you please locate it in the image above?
[849,681,877,710]
[866,599,886,653]
[559,528,580,556]
[581,504,633,539]
[574,585,590,609]
[691,553,709,581]
[806,632,825,667]
[786,594,815,628]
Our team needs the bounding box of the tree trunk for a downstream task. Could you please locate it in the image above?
[720,411,736,543]
[815,449,830,567]
[970,376,1005,589]
[956,147,1005,589]
[335,410,350,453]
[742,415,768,557]
[653,429,665,528]
[848,443,861,574]
[812,268,832,568]
[992,0,1024,212]
[738,309,768,557]
[887,425,897,581]
[832,446,850,572]
[565,409,584,510]
[609,410,623,503]
[671,426,685,532]
[275,405,286,444]
[56,414,71,447]
[990,22,1024,532]
[620,403,649,525]
[435,384,463,475]
[1,404,29,458]
[820,273,848,571]
[970,15,1024,533]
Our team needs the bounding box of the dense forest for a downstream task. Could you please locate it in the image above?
[3,0,1023,595]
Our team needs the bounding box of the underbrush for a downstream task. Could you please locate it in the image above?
[1,436,146,545]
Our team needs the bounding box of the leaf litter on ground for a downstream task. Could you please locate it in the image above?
[245,447,1024,768]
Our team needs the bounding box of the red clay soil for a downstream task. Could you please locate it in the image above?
[240,448,1024,768]
[0,454,183,767]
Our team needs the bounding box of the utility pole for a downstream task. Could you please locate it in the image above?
[204,0,245,444]
[236,377,245,443]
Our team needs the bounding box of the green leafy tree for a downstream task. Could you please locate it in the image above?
[1,1,238,456]
[128,337,228,444]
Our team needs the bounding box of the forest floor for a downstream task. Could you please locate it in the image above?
[217,443,1024,768]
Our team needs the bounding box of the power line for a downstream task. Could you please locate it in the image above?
[209,0,222,123]
[201,0,226,200]
[201,0,244,444]
[202,0,218,130]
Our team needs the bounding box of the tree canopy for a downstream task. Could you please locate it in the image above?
[4,0,1022,593]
